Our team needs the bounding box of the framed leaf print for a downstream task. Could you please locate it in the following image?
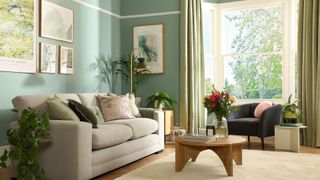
[40,43,57,73]
[133,24,164,74]
[59,46,74,74]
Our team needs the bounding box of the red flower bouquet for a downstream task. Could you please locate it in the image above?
[203,85,237,120]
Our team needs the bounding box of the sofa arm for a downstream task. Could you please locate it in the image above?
[139,108,164,149]
[39,120,92,180]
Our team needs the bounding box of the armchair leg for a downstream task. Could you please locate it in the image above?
[247,136,250,148]
[261,137,265,150]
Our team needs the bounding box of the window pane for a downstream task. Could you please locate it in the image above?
[203,8,214,94]
[224,54,282,99]
[221,5,283,54]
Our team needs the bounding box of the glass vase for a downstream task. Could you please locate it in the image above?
[214,116,229,139]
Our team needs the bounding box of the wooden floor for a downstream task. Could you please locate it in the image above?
[95,136,320,180]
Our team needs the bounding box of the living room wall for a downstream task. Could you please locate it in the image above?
[0,0,121,145]
[120,0,241,126]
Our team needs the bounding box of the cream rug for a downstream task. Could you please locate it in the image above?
[117,150,320,180]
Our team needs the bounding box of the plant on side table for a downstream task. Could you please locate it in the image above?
[146,91,176,110]
[0,107,50,180]
[282,94,302,124]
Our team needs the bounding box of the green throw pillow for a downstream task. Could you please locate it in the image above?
[88,106,104,125]
[68,100,98,128]
[47,97,80,121]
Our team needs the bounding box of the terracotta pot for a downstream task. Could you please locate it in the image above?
[0,168,18,180]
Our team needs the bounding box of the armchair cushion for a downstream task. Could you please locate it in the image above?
[228,118,259,136]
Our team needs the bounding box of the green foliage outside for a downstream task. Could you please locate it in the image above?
[0,0,34,60]
[224,6,283,99]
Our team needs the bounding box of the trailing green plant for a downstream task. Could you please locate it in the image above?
[113,55,150,94]
[0,107,50,180]
[146,91,176,110]
[282,94,302,119]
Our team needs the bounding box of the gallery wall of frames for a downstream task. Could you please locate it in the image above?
[0,0,74,74]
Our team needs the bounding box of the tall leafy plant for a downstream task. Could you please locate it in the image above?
[0,108,50,179]
[113,55,149,94]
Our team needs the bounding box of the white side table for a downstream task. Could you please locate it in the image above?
[275,125,307,152]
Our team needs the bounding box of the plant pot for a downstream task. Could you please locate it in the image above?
[283,111,298,124]
[154,100,164,110]
[0,168,18,180]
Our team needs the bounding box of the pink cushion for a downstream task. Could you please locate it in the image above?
[254,101,273,118]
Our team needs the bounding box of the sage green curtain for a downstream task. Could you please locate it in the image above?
[180,0,205,134]
[297,0,320,147]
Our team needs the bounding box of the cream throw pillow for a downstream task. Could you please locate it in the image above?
[106,93,141,117]
[98,95,135,121]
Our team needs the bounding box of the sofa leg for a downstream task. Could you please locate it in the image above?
[261,137,265,150]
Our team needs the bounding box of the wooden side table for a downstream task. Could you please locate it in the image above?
[275,125,307,152]
[164,110,174,135]
[164,110,174,142]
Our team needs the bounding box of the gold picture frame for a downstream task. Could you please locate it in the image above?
[59,46,74,74]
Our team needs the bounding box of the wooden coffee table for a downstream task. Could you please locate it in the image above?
[175,135,246,176]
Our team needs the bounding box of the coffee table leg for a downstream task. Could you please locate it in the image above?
[175,140,190,171]
[233,144,243,165]
[212,145,233,176]
[191,150,200,162]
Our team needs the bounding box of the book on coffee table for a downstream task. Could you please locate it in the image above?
[182,134,216,142]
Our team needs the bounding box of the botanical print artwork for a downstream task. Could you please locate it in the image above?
[0,0,36,73]
[133,24,164,74]
[59,46,73,74]
[41,0,73,42]
[40,43,56,73]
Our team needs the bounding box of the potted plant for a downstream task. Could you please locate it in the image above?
[0,107,50,179]
[146,91,176,110]
[282,94,302,124]
[113,55,150,95]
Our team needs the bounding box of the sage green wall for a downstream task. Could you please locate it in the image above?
[120,0,180,126]
[120,0,244,127]
[0,0,121,145]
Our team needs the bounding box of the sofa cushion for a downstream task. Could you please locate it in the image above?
[97,95,134,121]
[55,93,81,104]
[88,106,104,125]
[77,93,98,106]
[68,99,98,128]
[12,94,54,117]
[47,97,80,121]
[92,124,133,150]
[104,118,158,139]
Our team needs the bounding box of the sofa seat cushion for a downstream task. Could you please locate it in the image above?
[104,118,158,139]
[228,118,259,136]
[92,124,133,150]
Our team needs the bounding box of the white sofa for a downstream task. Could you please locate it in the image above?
[11,93,164,180]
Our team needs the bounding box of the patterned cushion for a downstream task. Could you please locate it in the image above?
[97,95,134,121]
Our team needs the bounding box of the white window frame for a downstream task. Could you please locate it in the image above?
[204,0,296,104]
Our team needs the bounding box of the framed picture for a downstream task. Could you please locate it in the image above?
[40,0,74,43]
[0,0,37,73]
[39,43,57,73]
[133,24,164,74]
[59,46,74,74]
